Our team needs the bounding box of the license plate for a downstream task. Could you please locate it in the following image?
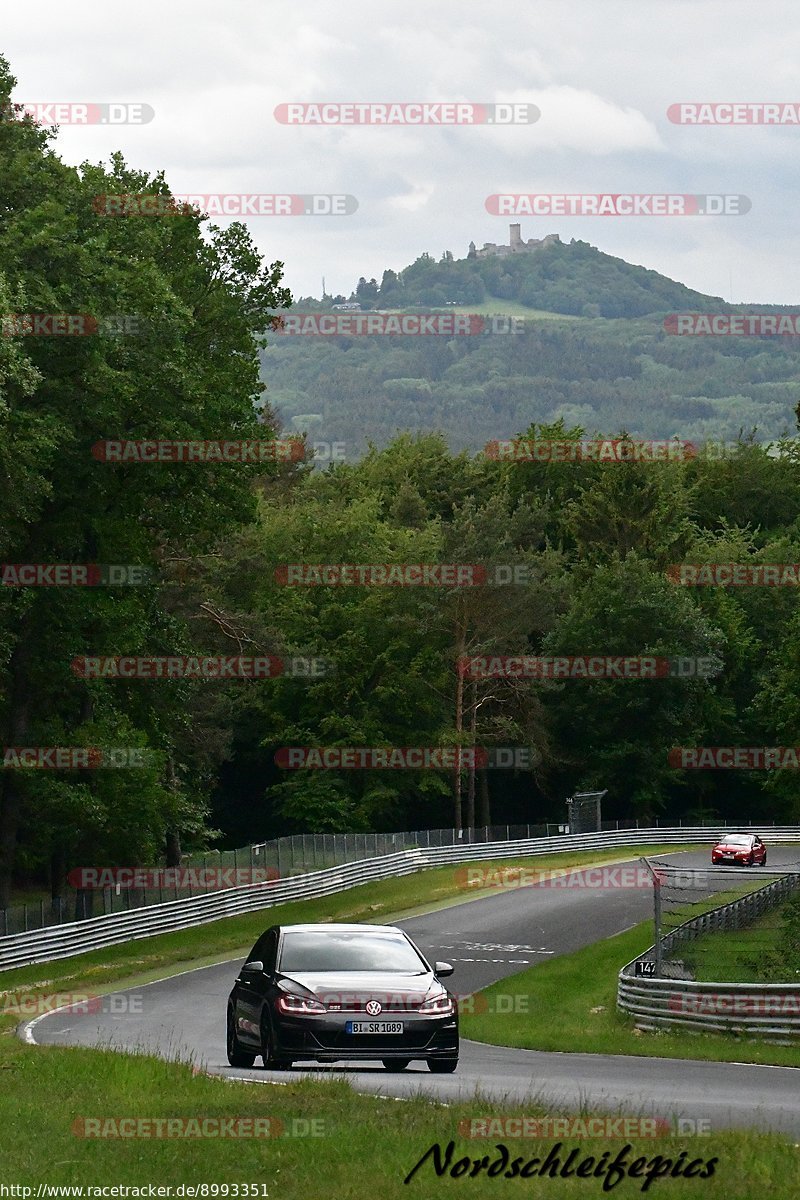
[346,1021,404,1035]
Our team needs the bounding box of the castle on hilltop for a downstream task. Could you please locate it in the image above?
[468,224,561,259]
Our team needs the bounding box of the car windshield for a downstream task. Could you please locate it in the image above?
[278,931,427,973]
[721,836,752,846]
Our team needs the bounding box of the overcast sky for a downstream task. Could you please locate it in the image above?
[4,1,800,302]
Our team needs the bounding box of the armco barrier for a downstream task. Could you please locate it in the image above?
[618,871,800,1037]
[660,872,800,956]
[3,825,800,972]
[0,818,670,936]
[4,820,794,936]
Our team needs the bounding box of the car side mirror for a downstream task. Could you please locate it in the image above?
[434,961,454,977]
[244,960,264,973]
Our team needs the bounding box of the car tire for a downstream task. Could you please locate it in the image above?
[226,1006,256,1069]
[260,1010,289,1070]
[748,853,755,866]
[382,1059,411,1071]
[762,854,767,866]
[427,1057,458,1074]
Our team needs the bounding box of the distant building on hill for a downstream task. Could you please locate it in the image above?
[468,224,561,259]
[332,302,362,311]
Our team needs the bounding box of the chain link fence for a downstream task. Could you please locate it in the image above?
[641,856,800,982]
[1,816,779,938]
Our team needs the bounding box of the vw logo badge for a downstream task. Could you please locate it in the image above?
[365,1000,382,1016]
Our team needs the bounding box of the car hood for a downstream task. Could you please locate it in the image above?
[278,970,434,1003]
[715,843,751,851]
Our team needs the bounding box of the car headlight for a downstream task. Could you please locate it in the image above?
[276,993,326,1015]
[419,990,455,1016]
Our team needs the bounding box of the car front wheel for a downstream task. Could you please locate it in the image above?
[226,1006,256,1069]
[428,1057,458,1074]
[260,1010,290,1070]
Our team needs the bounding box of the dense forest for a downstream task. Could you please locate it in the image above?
[3,53,800,906]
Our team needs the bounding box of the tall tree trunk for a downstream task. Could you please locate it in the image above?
[465,679,477,831]
[453,617,465,832]
[50,846,66,902]
[0,637,33,909]
[165,755,182,866]
[478,768,491,829]
[166,829,182,868]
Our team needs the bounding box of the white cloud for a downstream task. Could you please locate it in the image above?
[529,87,663,154]
[1,0,799,300]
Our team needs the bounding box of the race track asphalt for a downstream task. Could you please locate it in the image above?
[24,847,800,1135]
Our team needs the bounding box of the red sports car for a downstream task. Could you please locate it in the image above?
[711,833,767,866]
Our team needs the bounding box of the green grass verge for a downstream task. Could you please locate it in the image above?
[679,906,790,984]
[460,921,800,1068]
[0,1034,796,1195]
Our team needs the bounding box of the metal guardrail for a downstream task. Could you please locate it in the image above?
[3,825,800,973]
[3,818,790,937]
[618,871,800,1037]
[1,823,562,936]
[660,872,800,957]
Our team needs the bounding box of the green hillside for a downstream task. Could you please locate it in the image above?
[261,238,800,457]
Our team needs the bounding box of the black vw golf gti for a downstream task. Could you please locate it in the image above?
[226,922,459,1072]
